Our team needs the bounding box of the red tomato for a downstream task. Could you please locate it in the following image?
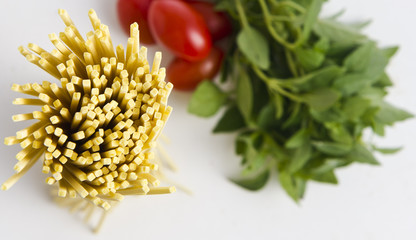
[117,0,155,45]
[167,47,224,91]
[148,0,212,61]
[186,1,232,41]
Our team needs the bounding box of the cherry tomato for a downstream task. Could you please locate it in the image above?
[148,0,212,61]
[186,1,232,41]
[117,0,155,45]
[167,47,224,91]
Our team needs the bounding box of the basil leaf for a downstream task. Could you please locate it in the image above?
[381,46,399,59]
[232,169,270,191]
[311,170,338,184]
[313,141,352,156]
[313,19,367,45]
[373,146,402,154]
[346,144,379,165]
[293,65,345,91]
[314,37,330,53]
[359,87,387,105]
[263,134,291,161]
[236,69,253,122]
[333,73,373,95]
[343,42,375,73]
[363,46,389,79]
[302,0,324,41]
[213,105,246,133]
[285,129,309,149]
[257,103,276,130]
[301,88,340,111]
[325,122,353,145]
[310,107,345,123]
[342,96,371,121]
[309,158,350,175]
[188,81,227,117]
[349,20,372,30]
[375,102,413,125]
[294,48,325,71]
[376,73,393,87]
[279,171,305,202]
[237,26,270,70]
[289,143,312,173]
[235,133,250,155]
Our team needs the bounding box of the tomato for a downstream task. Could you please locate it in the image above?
[167,47,224,91]
[148,0,212,61]
[186,1,232,41]
[117,0,155,45]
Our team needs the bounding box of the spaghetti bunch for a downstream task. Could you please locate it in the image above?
[2,9,175,211]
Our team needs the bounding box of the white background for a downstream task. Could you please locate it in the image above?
[0,0,415,239]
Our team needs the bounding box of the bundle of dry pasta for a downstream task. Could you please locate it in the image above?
[2,9,175,214]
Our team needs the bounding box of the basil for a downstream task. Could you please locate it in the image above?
[188,0,412,201]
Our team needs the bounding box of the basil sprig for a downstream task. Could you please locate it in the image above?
[188,0,412,201]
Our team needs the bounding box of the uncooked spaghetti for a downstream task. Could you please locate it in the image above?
[3,9,174,216]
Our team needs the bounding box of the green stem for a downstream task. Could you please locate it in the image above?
[285,49,299,77]
[270,15,296,22]
[252,65,284,84]
[258,0,291,48]
[258,0,303,50]
[252,65,302,102]
[270,82,303,102]
[279,1,306,13]
[235,0,250,28]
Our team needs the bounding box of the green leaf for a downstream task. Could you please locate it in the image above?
[325,122,353,145]
[309,158,350,175]
[342,96,371,121]
[349,20,372,30]
[333,73,373,95]
[313,19,367,45]
[257,103,276,129]
[263,134,291,161]
[327,9,346,20]
[236,69,253,122]
[301,88,340,111]
[314,37,330,53]
[293,65,345,91]
[232,169,270,191]
[311,170,338,184]
[346,144,379,165]
[310,107,345,123]
[313,141,352,156]
[359,87,387,105]
[237,26,270,69]
[213,105,246,133]
[372,146,402,154]
[363,46,389,79]
[343,42,375,73]
[235,133,250,155]
[279,171,305,202]
[294,48,325,71]
[302,0,324,41]
[285,129,309,149]
[376,73,393,87]
[237,133,268,176]
[289,143,312,173]
[188,81,227,117]
[375,102,413,125]
[381,46,399,59]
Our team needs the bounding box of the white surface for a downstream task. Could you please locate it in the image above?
[0,0,415,239]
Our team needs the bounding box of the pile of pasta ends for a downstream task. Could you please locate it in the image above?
[2,9,175,211]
